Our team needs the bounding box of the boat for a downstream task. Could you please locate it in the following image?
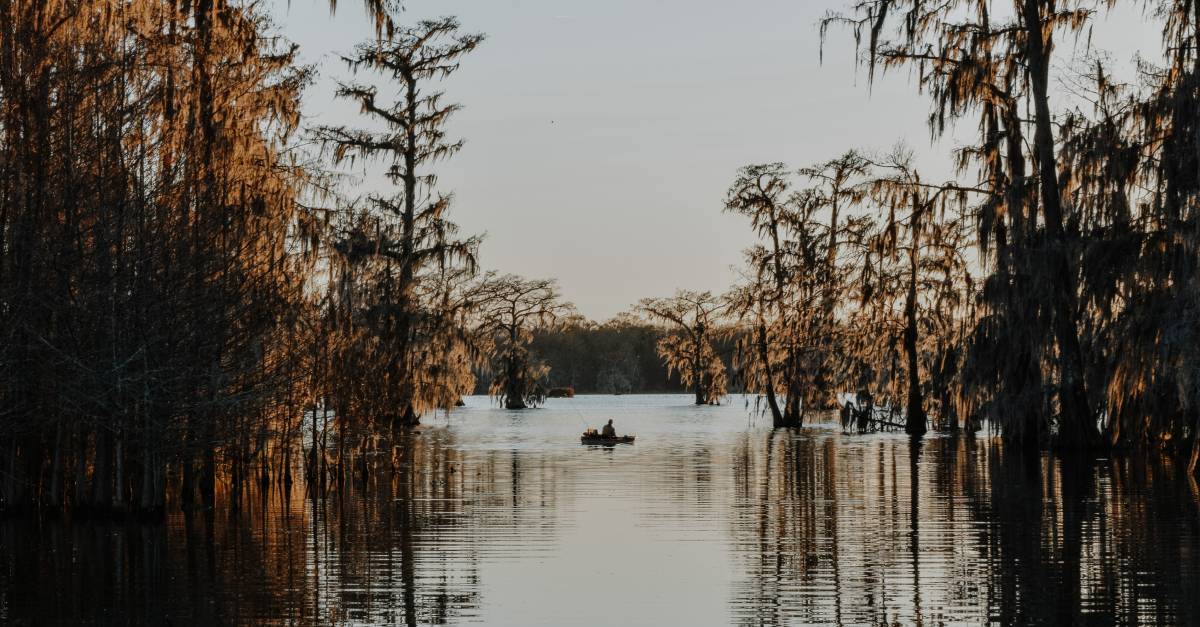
[580,433,635,445]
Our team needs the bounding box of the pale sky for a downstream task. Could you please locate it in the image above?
[271,0,1159,320]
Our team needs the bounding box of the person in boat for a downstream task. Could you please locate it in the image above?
[601,419,616,438]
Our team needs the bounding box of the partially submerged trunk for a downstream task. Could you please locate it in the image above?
[755,319,784,426]
[91,428,113,512]
[781,389,802,429]
[49,423,64,511]
[1020,0,1096,451]
[505,351,528,410]
[778,348,803,428]
[904,248,926,436]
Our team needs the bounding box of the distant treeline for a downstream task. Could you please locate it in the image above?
[473,318,737,396]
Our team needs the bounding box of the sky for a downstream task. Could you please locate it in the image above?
[269,0,1160,320]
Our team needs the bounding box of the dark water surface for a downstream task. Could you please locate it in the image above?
[3,395,1200,625]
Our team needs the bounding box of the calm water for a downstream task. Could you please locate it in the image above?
[3,395,1200,626]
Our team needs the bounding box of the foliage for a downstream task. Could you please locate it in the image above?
[474,274,575,409]
[724,154,876,426]
[522,315,708,394]
[0,0,316,513]
[638,291,728,405]
[812,0,1200,469]
[314,17,485,427]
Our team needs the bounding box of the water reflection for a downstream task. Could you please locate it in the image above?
[729,429,1200,626]
[1,395,1198,625]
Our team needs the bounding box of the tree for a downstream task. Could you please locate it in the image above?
[476,274,575,409]
[724,164,793,424]
[725,155,872,427]
[639,291,728,405]
[0,0,318,514]
[857,151,974,435]
[316,17,484,428]
[824,0,1101,449]
[791,152,873,418]
[1055,7,1200,471]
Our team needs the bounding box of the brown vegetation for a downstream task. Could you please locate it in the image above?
[474,274,574,409]
[0,4,529,516]
[3,0,1200,521]
[638,291,728,405]
[742,0,1200,475]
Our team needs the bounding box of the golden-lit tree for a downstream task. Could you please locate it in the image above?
[475,274,575,409]
[724,164,794,424]
[824,0,1101,448]
[639,291,728,405]
[315,17,484,428]
[854,151,975,435]
[0,0,317,513]
[725,155,873,427]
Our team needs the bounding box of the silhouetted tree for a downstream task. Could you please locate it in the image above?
[824,0,1100,449]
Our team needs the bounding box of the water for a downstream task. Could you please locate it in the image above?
[3,394,1199,625]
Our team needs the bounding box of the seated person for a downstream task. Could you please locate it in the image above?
[601,419,616,438]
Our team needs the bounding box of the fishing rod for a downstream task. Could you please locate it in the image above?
[572,407,590,430]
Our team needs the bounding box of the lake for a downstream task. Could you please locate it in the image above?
[2,394,1199,625]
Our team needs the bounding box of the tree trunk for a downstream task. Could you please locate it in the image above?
[200,435,216,509]
[782,391,802,428]
[903,272,926,436]
[755,319,784,426]
[778,348,803,428]
[73,427,88,511]
[140,449,155,513]
[1020,0,1096,451]
[693,356,707,405]
[91,427,113,512]
[3,438,17,511]
[49,422,64,511]
[505,351,527,410]
[181,455,195,510]
[1188,410,1200,477]
[114,429,126,512]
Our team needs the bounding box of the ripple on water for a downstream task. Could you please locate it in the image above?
[1,394,1199,625]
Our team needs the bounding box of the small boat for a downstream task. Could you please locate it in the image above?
[580,434,635,446]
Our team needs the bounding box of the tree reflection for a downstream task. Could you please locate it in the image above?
[728,429,1200,626]
[0,428,510,624]
[2,421,1198,625]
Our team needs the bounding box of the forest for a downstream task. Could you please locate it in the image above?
[3,0,1200,517]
